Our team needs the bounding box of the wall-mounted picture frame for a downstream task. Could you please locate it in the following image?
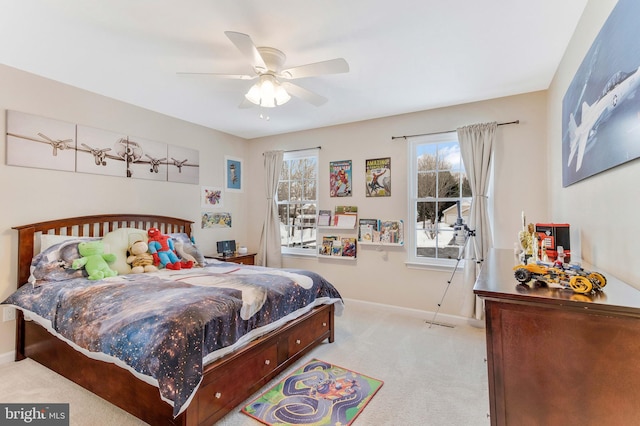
[201,211,232,228]
[330,160,352,197]
[201,186,223,208]
[225,156,243,192]
[365,157,391,197]
[562,0,640,187]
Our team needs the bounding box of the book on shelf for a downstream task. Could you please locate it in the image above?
[320,235,338,256]
[333,205,358,228]
[317,210,332,226]
[333,213,357,228]
[341,237,357,258]
[334,205,358,214]
[358,218,380,242]
[331,238,343,256]
[379,219,404,244]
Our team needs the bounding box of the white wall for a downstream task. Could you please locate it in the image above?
[0,64,250,355]
[548,0,639,286]
[246,91,548,315]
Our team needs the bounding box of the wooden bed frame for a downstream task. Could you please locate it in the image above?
[13,214,336,425]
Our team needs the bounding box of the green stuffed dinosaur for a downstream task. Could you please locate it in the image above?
[72,240,118,280]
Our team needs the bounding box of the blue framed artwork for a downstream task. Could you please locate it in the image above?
[225,156,243,192]
[562,0,640,187]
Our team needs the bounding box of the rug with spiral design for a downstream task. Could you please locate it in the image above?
[241,359,383,425]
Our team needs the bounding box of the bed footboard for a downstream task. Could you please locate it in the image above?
[22,303,335,426]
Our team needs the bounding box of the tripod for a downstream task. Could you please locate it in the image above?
[427,224,480,328]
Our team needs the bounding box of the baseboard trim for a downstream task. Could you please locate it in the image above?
[342,297,485,328]
[0,350,15,365]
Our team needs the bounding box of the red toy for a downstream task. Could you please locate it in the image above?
[147,227,193,270]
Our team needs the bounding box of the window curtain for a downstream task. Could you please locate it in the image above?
[257,150,284,267]
[457,122,496,320]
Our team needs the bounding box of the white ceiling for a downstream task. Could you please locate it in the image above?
[1,1,588,140]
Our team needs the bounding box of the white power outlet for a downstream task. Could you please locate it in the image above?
[3,307,16,322]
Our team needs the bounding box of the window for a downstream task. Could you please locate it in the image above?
[277,149,319,255]
[408,132,471,266]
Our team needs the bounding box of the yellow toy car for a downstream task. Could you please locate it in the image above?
[513,262,606,294]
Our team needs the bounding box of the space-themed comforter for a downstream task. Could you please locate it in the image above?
[2,262,343,417]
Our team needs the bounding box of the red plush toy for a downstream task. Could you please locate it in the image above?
[147,227,193,270]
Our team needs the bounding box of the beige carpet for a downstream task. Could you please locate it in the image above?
[0,302,489,425]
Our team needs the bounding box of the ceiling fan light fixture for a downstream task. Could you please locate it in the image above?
[245,75,291,108]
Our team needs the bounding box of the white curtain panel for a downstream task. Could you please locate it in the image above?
[257,150,284,267]
[457,122,497,320]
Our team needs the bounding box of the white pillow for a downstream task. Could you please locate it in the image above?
[101,228,148,274]
[40,234,81,253]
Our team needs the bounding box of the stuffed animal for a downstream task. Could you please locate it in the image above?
[71,240,118,280]
[174,240,199,267]
[126,240,158,274]
[147,227,193,270]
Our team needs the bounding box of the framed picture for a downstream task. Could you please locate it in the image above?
[201,211,232,228]
[365,157,391,197]
[201,186,223,208]
[330,160,352,197]
[562,0,640,186]
[225,156,243,192]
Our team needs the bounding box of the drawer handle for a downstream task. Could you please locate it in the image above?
[265,359,271,365]
[296,339,301,345]
[322,322,327,327]
[215,392,222,399]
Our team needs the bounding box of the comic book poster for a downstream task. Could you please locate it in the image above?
[365,157,391,197]
[329,160,352,197]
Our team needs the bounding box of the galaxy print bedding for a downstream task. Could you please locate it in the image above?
[2,262,343,417]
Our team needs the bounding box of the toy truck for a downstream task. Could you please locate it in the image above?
[513,261,607,294]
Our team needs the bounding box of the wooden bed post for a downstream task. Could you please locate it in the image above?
[13,225,35,361]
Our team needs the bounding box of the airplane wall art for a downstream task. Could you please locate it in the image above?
[562,0,640,187]
[6,110,199,184]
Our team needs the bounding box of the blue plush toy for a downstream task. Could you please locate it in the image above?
[71,240,118,280]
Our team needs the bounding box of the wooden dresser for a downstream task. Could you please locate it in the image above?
[474,249,640,426]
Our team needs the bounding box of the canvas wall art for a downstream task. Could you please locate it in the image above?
[562,0,640,187]
[6,110,76,172]
[168,145,199,184]
[76,125,128,177]
[5,110,200,184]
[127,136,169,181]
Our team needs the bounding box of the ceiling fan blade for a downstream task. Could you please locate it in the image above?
[281,82,328,106]
[280,58,349,79]
[224,31,267,71]
[176,72,255,80]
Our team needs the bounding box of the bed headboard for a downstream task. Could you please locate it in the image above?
[13,214,193,288]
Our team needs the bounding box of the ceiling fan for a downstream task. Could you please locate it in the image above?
[178,31,349,108]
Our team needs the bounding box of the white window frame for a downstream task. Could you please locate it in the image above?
[406,132,472,270]
[278,148,319,256]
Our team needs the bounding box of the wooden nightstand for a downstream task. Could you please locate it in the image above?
[206,253,257,265]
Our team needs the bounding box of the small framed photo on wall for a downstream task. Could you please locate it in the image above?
[201,186,223,208]
[365,157,391,197]
[225,156,243,192]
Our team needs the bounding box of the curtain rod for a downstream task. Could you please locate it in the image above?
[391,120,520,140]
[262,146,322,155]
